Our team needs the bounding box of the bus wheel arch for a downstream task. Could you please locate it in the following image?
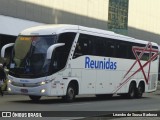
[69,80,79,95]
[136,81,145,98]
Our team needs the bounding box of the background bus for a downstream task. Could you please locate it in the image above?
[1,24,159,102]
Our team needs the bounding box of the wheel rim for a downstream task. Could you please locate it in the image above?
[129,85,135,98]
[68,87,74,99]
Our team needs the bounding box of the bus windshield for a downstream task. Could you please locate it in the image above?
[9,35,57,78]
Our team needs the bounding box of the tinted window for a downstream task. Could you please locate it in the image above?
[93,37,106,56]
[73,34,93,58]
[105,40,116,57]
[115,42,128,58]
[72,33,158,61]
[50,32,76,73]
[58,32,76,53]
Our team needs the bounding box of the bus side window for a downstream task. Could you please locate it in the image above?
[73,35,90,58]
[93,37,105,57]
[128,44,135,59]
[105,40,116,57]
[50,32,76,73]
[74,42,83,57]
[115,42,128,59]
[152,46,158,61]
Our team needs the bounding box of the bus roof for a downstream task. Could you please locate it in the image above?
[20,24,158,47]
[20,24,78,35]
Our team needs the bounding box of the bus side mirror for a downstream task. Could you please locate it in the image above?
[1,43,15,58]
[47,43,65,59]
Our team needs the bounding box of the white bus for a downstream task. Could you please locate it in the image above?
[1,24,159,102]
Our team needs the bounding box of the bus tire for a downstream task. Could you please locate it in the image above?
[128,82,136,99]
[136,83,144,98]
[29,95,41,102]
[63,84,76,102]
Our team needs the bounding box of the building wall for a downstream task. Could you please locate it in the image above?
[128,0,160,43]
[0,0,109,29]
[0,0,160,44]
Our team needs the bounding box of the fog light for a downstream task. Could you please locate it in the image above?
[41,89,45,93]
[8,88,11,92]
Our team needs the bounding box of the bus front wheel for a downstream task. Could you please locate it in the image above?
[63,84,76,102]
[29,95,41,102]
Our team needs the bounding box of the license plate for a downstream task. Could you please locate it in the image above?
[21,89,28,93]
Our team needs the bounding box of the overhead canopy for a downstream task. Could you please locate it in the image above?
[0,15,44,36]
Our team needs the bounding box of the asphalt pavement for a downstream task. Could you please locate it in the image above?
[80,82,160,120]
[1,82,160,120]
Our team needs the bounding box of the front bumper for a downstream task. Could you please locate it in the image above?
[8,83,51,96]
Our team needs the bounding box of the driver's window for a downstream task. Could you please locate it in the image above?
[50,32,76,73]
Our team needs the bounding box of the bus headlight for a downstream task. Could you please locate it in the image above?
[40,81,46,85]
[8,76,13,84]
[8,80,12,83]
[38,78,55,86]
[38,81,46,86]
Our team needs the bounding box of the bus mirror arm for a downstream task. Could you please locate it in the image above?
[1,43,15,58]
[47,43,65,59]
